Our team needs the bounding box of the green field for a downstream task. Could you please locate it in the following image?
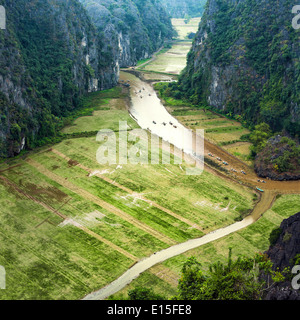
[163,103,253,165]
[108,193,300,300]
[172,18,201,40]
[61,87,140,134]
[141,43,192,75]
[136,18,201,75]
[0,87,258,299]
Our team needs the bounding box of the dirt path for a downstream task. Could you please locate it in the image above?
[82,71,299,300]
[203,139,300,194]
[83,190,276,300]
[26,158,176,246]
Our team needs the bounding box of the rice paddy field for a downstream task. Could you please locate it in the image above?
[167,105,253,165]
[136,17,201,76]
[0,87,257,300]
[140,43,192,75]
[108,193,300,299]
[172,18,201,40]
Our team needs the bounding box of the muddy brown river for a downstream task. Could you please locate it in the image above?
[82,70,299,300]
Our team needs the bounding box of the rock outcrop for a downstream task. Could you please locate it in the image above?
[264,212,300,300]
[79,0,174,67]
[254,135,300,181]
[1,0,114,157]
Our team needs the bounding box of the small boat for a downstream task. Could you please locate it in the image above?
[256,187,264,192]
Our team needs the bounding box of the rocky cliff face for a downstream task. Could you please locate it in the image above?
[79,0,174,67]
[264,212,300,300]
[0,0,173,157]
[0,0,119,157]
[179,0,300,136]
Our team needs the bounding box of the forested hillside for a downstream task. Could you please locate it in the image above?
[0,0,173,158]
[160,0,207,18]
[175,0,300,137]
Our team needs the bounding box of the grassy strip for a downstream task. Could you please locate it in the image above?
[108,194,300,300]
[1,162,169,259]
[0,179,134,300]
[205,126,246,133]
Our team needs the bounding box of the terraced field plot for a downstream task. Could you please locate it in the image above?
[141,43,192,75]
[169,105,252,165]
[136,17,200,76]
[61,87,139,134]
[172,17,201,40]
[0,88,255,299]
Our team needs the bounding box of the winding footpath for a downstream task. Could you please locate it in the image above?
[82,70,299,300]
[83,192,276,300]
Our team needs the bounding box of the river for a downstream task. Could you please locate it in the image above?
[119,71,204,174]
[82,70,279,300]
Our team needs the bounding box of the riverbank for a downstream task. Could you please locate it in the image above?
[82,70,300,300]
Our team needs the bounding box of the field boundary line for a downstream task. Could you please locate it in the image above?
[26,158,176,246]
[0,175,67,219]
[63,219,138,261]
[50,148,204,232]
[0,174,137,261]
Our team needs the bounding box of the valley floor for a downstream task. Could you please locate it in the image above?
[0,18,299,301]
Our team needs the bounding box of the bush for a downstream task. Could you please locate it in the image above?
[128,287,165,300]
[269,227,282,246]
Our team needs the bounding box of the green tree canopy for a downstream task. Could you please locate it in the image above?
[174,249,285,300]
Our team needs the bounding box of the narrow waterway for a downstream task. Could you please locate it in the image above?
[82,71,279,300]
[120,71,204,169]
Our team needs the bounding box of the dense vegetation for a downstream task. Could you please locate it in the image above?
[157,0,300,176]
[166,0,300,137]
[174,251,286,300]
[253,131,300,179]
[0,0,174,158]
[129,249,290,300]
